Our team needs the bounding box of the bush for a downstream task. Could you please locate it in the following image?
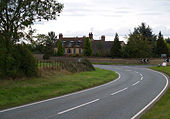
[0,44,37,79]
[0,51,18,78]
[14,45,38,77]
[80,58,95,71]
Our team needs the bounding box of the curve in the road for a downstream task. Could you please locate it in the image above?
[0,65,169,119]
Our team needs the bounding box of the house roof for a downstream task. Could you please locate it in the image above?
[55,37,86,48]
[91,40,125,54]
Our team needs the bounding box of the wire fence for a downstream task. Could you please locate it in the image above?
[36,59,95,73]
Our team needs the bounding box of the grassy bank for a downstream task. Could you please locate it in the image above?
[0,68,117,110]
[141,66,170,119]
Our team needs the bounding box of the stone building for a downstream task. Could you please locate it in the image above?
[54,33,86,56]
[55,33,125,56]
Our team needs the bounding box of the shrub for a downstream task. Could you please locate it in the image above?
[80,58,95,71]
[14,45,38,77]
[0,51,18,78]
[0,44,38,79]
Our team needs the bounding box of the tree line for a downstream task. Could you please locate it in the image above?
[110,23,169,58]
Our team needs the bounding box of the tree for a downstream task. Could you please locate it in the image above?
[133,23,155,42]
[57,40,64,56]
[48,31,58,44]
[124,34,152,58]
[0,0,63,44]
[0,0,63,78]
[132,23,156,55]
[156,32,168,57]
[31,34,49,53]
[84,37,92,56]
[110,33,121,58]
[123,23,155,58]
[46,31,58,55]
[165,37,170,44]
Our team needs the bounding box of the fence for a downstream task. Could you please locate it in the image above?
[37,59,95,73]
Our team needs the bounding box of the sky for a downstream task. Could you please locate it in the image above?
[33,0,170,42]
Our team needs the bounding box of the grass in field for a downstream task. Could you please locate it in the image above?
[141,66,170,119]
[0,68,117,110]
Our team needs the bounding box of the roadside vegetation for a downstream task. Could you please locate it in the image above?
[0,68,118,110]
[141,66,170,119]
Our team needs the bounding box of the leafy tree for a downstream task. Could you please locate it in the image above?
[46,31,58,55]
[84,37,92,56]
[48,31,58,44]
[123,23,156,58]
[30,32,57,54]
[110,33,121,58]
[132,23,156,55]
[165,37,170,44]
[0,0,63,44]
[133,23,156,43]
[0,0,63,79]
[30,34,49,53]
[156,32,168,57]
[124,34,152,58]
[57,40,64,56]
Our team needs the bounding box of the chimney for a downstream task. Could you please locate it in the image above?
[89,32,93,41]
[101,35,105,41]
[59,33,63,39]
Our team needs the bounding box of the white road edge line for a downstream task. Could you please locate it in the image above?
[0,70,121,113]
[111,87,128,95]
[58,99,100,115]
[132,81,140,86]
[131,69,169,119]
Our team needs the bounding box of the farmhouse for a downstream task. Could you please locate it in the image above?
[55,33,125,56]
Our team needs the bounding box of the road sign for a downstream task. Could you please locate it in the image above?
[162,62,167,67]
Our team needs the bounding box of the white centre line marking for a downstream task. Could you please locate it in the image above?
[141,77,143,80]
[110,87,128,96]
[140,73,143,77]
[132,81,140,86]
[58,99,100,115]
[125,70,132,72]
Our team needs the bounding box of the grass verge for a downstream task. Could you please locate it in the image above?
[141,66,170,119]
[0,68,118,110]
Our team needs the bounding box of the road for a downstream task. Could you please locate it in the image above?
[0,65,168,119]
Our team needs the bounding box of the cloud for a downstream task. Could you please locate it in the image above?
[33,0,170,39]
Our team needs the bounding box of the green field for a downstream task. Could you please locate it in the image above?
[0,68,118,110]
[141,66,170,119]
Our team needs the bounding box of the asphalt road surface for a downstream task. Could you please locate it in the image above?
[0,65,168,119]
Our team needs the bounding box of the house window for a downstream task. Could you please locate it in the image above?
[74,48,76,54]
[62,41,65,46]
[79,48,82,54]
[68,42,72,47]
[76,41,80,46]
[67,48,71,53]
